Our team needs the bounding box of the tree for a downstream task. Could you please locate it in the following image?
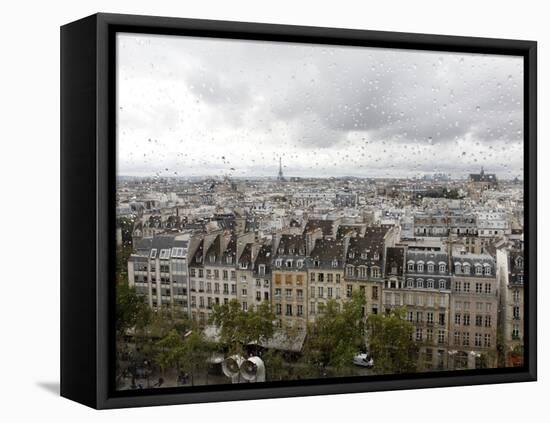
[210,300,275,354]
[366,307,417,374]
[302,292,367,376]
[155,329,214,386]
[115,279,150,337]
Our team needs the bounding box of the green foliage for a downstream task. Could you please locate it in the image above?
[210,300,276,354]
[115,279,151,336]
[302,292,366,375]
[154,329,213,384]
[366,307,418,374]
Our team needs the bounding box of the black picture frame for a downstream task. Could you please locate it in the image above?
[60,12,537,409]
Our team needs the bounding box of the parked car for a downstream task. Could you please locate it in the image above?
[353,353,374,368]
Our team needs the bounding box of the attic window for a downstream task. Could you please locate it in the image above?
[332,259,338,268]
[258,264,266,276]
[150,248,157,259]
[159,249,170,259]
[373,252,380,261]
[226,256,233,264]
[209,255,216,263]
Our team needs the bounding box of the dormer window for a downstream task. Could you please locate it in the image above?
[349,252,355,259]
[516,257,524,269]
[240,262,248,269]
[455,263,462,274]
[463,263,470,274]
[439,263,446,273]
[407,261,414,271]
[285,259,293,268]
[332,259,338,268]
[226,256,233,265]
[297,260,304,268]
[427,279,434,289]
[406,278,414,288]
[361,252,368,259]
[314,260,320,268]
[417,278,424,288]
[391,265,397,274]
[417,262,424,272]
[427,263,434,273]
[258,264,266,276]
[373,252,380,261]
[159,249,170,259]
[150,248,157,259]
[275,259,282,267]
[209,254,216,263]
[475,264,483,275]
[484,264,491,276]
[278,247,284,254]
[439,279,446,289]
[299,248,305,255]
[346,265,354,277]
[371,267,380,278]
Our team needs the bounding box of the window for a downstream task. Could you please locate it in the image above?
[297,305,303,316]
[484,316,492,327]
[484,283,491,294]
[455,281,461,292]
[476,282,483,294]
[427,328,433,342]
[275,288,281,298]
[332,259,338,268]
[336,274,341,283]
[416,312,423,323]
[513,290,520,302]
[286,288,292,299]
[242,302,248,311]
[371,267,380,278]
[475,264,482,275]
[327,287,333,298]
[475,315,483,326]
[297,260,304,268]
[318,287,324,298]
[258,264,265,276]
[438,330,445,344]
[463,282,470,292]
[347,285,353,298]
[276,304,282,315]
[439,263,446,273]
[455,263,461,274]
[297,289,303,299]
[462,332,470,346]
[463,264,470,274]
[256,292,261,301]
[285,259,293,268]
[427,263,434,273]
[286,304,293,316]
[417,262,424,272]
[407,261,414,271]
[484,334,491,347]
[346,266,354,277]
[439,313,445,326]
[359,266,367,279]
[407,279,414,288]
[475,333,482,347]
[455,313,461,325]
[407,311,414,322]
[484,265,491,275]
[275,259,282,267]
[313,260,320,268]
[427,279,434,289]
[454,331,461,345]
[416,328,423,341]
[427,312,434,324]
[150,249,157,259]
[318,273,324,282]
[439,280,446,290]
[463,314,470,326]
[417,278,424,288]
[310,272,315,282]
[512,325,520,340]
[372,286,379,300]
[373,252,380,261]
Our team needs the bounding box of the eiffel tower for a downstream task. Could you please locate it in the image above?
[277,157,285,182]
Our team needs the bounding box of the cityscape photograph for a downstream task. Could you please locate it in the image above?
[115,33,525,390]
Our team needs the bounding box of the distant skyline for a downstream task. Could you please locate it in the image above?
[117,33,524,179]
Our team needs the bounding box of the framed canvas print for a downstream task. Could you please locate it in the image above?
[60,13,537,409]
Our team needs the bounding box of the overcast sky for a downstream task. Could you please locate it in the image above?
[117,33,524,179]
